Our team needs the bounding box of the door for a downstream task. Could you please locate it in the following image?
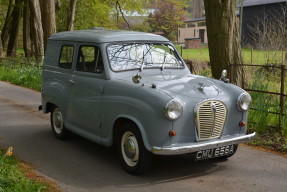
[199,29,205,43]
[66,45,106,136]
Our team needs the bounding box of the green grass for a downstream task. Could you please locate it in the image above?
[175,46,286,65]
[247,70,287,135]
[0,148,48,192]
[0,63,42,91]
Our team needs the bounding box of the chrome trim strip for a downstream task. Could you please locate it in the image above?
[152,132,256,155]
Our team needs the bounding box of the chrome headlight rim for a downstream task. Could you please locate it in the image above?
[237,92,252,111]
[164,99,183,120]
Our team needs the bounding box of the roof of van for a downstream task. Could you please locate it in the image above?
[49,29,169,43]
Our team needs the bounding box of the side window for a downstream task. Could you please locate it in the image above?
[59,46,74,69]
[76,46,104,73]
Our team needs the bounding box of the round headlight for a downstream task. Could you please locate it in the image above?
[164,99,183,120]
[237,92,252,111]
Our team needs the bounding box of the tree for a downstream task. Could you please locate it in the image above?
[203,0,245,87]
[149,0,187,39]
[7,0,23,57]
[23,0,32,57]
[66,0,76,31]
[1,0,15,49]
[41,0,56,48]
[0,32,4,58]
[192,0,203,19]
[248,4,287,64]
[29,0,44,61]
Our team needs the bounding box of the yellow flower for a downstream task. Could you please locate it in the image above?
[5,147,13,156]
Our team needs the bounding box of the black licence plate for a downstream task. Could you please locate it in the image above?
[195,145,235,160]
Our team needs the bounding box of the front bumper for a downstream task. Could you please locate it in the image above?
[152,132,256,155]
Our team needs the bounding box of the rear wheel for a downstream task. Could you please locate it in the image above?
[50,106,71,139]
[117,123,152,175]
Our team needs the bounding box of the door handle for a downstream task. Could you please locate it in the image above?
[69,79,75,84]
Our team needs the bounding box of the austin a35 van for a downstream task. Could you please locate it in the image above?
[40,29,256,174]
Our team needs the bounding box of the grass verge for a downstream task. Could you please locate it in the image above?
[0,147,60,192]
[0,64,41,91]
[247,127,287,154]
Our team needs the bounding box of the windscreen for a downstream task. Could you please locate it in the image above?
[107,43,184,71]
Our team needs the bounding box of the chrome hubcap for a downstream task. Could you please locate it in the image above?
[124,138,136,159]
[53,108,63,134]
[121,131,139,167]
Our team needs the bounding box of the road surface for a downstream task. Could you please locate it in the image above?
[0,81,286,192]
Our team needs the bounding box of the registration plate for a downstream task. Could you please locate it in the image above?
[195,145,235,160]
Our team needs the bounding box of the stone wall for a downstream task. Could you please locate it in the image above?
[185,38,201,49]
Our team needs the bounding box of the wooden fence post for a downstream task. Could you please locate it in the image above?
[251,48,253,64]
[279,64,286,129]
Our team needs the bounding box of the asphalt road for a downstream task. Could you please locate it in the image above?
[0,81,286,192]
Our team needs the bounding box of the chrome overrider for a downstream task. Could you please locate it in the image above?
[152,132,256,155]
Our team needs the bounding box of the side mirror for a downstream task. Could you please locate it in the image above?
[220,70,229,83]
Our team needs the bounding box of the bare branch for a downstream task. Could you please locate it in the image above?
[116,0,130,30]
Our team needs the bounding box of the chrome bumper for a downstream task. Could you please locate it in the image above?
[152,132,256,155]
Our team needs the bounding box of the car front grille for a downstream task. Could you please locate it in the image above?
[195,100,227,141]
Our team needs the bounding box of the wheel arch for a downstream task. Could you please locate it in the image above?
[113,116,151,151]
[44,102,56,113]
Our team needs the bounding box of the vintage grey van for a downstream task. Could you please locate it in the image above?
[40,29,255,174]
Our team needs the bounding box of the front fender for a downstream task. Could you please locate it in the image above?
[113,114,152,151]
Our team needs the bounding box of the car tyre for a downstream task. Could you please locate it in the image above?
[50,106,71,140]
[117,122,153,175]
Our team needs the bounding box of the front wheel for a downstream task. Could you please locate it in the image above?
[117,123,152,175]
[50,106,71,140]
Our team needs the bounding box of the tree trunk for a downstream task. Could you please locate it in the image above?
[55,0,61,11]
[23,0,32,58]
[193,0,203,19]
[0,32,4,58]
[67,0,77,31]
[7,0,23,57]
[1,0,15,49]
[29,0,44,62]
[203,0,245,87]
[40,0,56,49]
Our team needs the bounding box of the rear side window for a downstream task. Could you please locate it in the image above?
[59,46,74,69]
[76,46,104,73]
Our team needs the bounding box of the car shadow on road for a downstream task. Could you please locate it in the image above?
[6,124,229,189]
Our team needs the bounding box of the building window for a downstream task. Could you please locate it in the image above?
[187,23,196,28]
[181,24,186,28]
[59,46,74,69]
[198,22,206,27]
[194,29,196,37]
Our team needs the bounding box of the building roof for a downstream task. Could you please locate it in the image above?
[49,29,169,43]
[183,17,206,23]
[242,0,286,7]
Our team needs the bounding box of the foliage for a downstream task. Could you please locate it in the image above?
[148,0,188,40]
[248,127,287,154]
[0,147,49,192]
[56,0,149,31]
[0,59,42,91]
[247,68,287,134]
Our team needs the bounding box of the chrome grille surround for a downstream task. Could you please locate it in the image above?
[195,100,227,141]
